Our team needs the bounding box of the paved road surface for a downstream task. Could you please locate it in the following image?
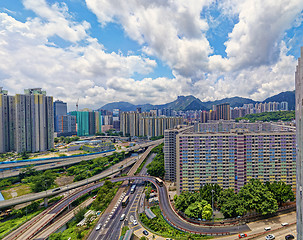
[0,156,138,209]
[0,139,163,178]
[33,198,94,240]
[6,145,158,240]
[5,184,103,240]
[87,151,156,240]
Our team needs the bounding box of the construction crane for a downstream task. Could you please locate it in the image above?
[76,98,79,111]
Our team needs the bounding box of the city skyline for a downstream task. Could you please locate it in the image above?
[0,0,302,110]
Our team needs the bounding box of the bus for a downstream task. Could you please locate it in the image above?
[155,177,163,187]
[122,195,129,208]
[130,185,136,194]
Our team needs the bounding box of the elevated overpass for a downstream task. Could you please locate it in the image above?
[4,175,249,240]
[0,139,163,179]
[0,141,161,209]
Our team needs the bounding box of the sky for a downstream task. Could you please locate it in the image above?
[0,0,303,110]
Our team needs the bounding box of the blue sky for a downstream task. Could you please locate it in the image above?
[0,0,302,110]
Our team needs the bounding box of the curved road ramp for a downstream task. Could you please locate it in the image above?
[4,175,250,240]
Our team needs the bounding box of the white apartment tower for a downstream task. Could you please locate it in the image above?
[296,47,303,240]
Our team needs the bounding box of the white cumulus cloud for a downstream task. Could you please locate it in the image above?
[0,0,302,110]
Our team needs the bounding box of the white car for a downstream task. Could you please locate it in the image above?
[265,234,275,240]
[133,220,138,226]
[96,224,102,231]
[281,222,289,226]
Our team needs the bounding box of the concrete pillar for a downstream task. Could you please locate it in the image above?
[44,197,48,207]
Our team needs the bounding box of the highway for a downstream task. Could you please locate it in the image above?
[5,176,250,239]
[0,156,138,209]
[33,198,95,240]
[4,182,106,240]
[89,183,139,240]
[0,141,162,209]
[3,145,159,240]
[87,153,155,240]
[3,139,251,238]
[0,139,163,178]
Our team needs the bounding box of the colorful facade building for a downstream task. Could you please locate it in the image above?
[70,111,103,136]
[176,129,296,194]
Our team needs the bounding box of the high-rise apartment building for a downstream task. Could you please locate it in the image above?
[54,100,77,137]
[69,111,102,136]
[54,100,67,132]
[164,121,296,195]
[280,102,289,111]
[176,129,296,194]
[120,112,140,136]
[0,88,54,153]
[0,88,10,153]
[56,115,77,137]
[216,103,230,120]
[112,109,120,121]
[120,111,183,137]
[199,111,209,123]
[164,126,194,182]
[295,46,303,240]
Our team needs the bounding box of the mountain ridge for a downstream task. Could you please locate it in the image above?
[99,91,295,112]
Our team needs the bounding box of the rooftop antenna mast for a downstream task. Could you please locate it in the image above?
[76,98,79,111]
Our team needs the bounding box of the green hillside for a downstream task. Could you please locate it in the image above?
[236,111,295,122]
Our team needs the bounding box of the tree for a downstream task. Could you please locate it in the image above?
[85,213,95,228]
[95,132,105,136]
[202,204,213,220]
[199,183,222,204]
[147,161,165,177]
[174,191,201,212]
[238,179,278,215]
[145,186,152,200]
[21,151,30,159]
[265,181,295,206]
[217,188,246,218]
[74,207,86,223]
[174,194,186,212]
[184,201,202,219]
[184,200,209,219]
[19,166,37,179]
[49,232,63,240]
[147,144,165,178]
[30,171,56,192]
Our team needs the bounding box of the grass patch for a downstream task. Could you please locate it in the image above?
[120,226,129,238]
[134,146,157,175]
[139,205,212,240]
[134,155,149,175]
[1,184,31,200]
[49,195,64,205]
[0,208,45,238]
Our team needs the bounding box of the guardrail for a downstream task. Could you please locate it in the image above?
[157,182,231,235]
[17,184,101,240]
[5,191,75,240]
[243,222,296,240]
[0,149,115,166]
[5,145,162,239]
